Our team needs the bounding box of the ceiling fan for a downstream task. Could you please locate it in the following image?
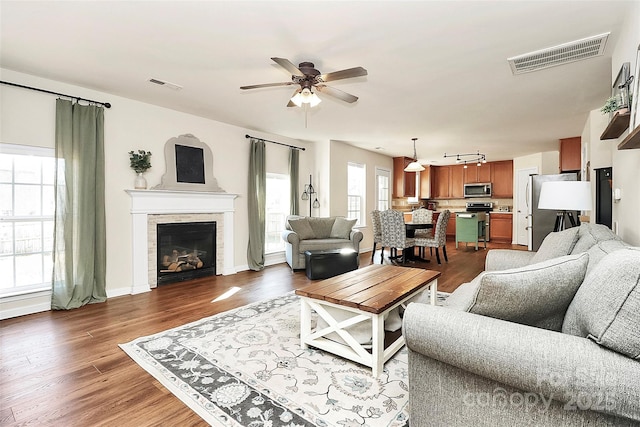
[240,57,368,107]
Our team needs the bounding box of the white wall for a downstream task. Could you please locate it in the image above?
[327,140,394,252]
[0,68,313,315]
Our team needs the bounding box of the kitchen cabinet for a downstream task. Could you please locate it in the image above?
[429,165,463,199]
[490,160,513,198]
[393,157,416,197]
[419,165,431,199]
[450,165,465,198]
[560,137,581,172]
[464,163,492,183]
[489,213,512,243]
[431,166,451,199]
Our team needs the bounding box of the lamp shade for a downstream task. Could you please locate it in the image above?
[538,181,592,211]
[404,161,425,172]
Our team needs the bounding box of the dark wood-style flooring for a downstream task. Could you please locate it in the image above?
[0,240,522,426]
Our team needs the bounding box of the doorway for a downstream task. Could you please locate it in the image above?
[515,167,538,246]
[595,167,612,229]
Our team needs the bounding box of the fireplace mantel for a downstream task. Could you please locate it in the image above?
[126,189,238,294]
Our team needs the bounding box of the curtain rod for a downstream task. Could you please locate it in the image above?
[0,80,112,108]
[245,134,305,151]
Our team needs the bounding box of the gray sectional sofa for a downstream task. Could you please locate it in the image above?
[281,215,363,270]
[403,223,640,426]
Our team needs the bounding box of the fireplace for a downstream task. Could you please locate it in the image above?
[157,221,216,285]
[126,189,237,295]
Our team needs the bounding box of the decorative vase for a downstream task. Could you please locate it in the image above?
[134,172,147,189]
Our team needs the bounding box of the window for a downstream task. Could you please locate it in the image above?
[265,173,290,254]
[0,144,56,296]
[375,167,391,211]
[347,162,366,226]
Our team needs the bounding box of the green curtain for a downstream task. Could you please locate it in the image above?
[247,138,266,271]
[289,147,299,215]
[51,99,107,310]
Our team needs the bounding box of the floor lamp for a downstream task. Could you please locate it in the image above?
[538,180,592,231]
[301,174,320,217]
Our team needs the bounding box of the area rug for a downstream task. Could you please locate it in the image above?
[120,292,448,426]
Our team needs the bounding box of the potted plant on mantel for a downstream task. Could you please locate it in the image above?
[129,150,152,189]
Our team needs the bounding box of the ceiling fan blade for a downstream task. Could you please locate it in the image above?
[287,88,301,107]
[240,82,294,90]
[315,85,359,103]
[271,57,304,76]
[319,66,368,82]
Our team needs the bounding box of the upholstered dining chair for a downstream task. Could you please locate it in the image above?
[380,209,415,265]
[414,209,451,264]
[370,210,384,261]
[411,208,434,238]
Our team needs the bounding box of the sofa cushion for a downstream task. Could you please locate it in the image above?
[562,248,640,360]
[445,253,589,331]
[288,218,315,240]
[308,217,336,239]
[529,227,580,264]
[585,239,629,274]
[570,223,620,255]
[330,217,357,239]
[298,239,354,253]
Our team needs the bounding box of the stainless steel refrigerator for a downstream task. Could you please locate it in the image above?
[528,173,578,251]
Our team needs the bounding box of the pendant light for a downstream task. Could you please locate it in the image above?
[404,138,425,172]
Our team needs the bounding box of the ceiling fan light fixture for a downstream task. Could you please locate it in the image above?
[290,88,322,108]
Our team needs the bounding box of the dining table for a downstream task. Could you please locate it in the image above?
[401,221,434,263]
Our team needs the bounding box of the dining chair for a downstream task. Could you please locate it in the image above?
[414,209,450,264]
[411,208,434,238]
[380,209,415,265]
[370,210,385,261]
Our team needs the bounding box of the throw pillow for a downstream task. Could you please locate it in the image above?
[330,217,357,239]
[529,227,580,264]
[308,217,336,239]
[562,248,640,360]
[447,253,589,331]
[287,218,315,240]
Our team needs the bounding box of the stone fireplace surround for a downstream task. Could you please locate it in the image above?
[126,189,237,294]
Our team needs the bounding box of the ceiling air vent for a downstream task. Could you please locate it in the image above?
[507,32,609,75]
[148,78,183,90]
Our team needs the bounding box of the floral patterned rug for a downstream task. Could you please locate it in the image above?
[120,293,445,426]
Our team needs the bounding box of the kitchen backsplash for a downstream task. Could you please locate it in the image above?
[392,197,513,212]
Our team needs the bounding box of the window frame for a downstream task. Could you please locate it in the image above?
[0,143,56,297]
[347,162,366,226]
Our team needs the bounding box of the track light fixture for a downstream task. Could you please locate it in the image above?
[444,151,487,168]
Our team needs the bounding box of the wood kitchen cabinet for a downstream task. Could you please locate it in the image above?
[393,157,416,197]
[450,165,465,198]
[431,166,451,199]
[560,137,581,172]
[419,165,431,199]
[490,160,513,198]
[489,213,513,243]
[429,165,463,199]
[464,163,492,183]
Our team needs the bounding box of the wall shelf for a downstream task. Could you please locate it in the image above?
[618,125,640,150]
[600,110,630,140]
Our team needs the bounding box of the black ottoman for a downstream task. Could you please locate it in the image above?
[304,249,359,280]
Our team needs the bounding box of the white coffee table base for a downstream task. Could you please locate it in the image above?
[299,278,437,376]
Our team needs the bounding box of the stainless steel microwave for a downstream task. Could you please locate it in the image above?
[464,183,492,198]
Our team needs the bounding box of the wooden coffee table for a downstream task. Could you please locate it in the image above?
[295,264,440,376]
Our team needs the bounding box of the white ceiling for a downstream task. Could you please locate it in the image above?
[0,1,632,164]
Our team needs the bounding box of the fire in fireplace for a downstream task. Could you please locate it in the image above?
[157,221,216,285]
